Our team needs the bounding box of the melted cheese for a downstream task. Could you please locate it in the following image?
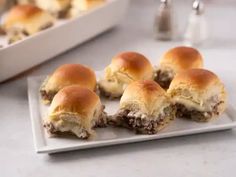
[173,97,209,111]
[99,79,125,96]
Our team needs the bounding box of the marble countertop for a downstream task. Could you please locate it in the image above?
[1,0,236,176]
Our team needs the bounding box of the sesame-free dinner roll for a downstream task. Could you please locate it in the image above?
[3,4,55,35]
[40,64,97,104]
[154,46,203,89]
[98,51,154,98]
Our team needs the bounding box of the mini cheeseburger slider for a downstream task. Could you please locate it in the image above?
[40,64,96,104]
[98,52,154,98]
[35,0,71,18]
[44,85,107,139]
[111,80,176,134]
[2,4,55,40]
[167,69,227,122]
[154,46,203,89]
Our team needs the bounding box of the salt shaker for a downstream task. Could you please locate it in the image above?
[184,0,208,46]
[153,0,175,40]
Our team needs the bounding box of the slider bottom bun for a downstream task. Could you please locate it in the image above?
[110,105,176,134]
[175,100,224,122]
[44,116,92,139]
[154,69,174,89]
[43,107,107,139]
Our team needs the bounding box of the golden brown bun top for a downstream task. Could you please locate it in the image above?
[50,85,100,117]
[44,64,97,92]
[120,80,169,115]
[35,0,71,15]
[169,69,220,91]
[159,46,203,72]
[110,51,153,80]
[122,80,166,100]
[3,4,55,35]
[4,5,43,27]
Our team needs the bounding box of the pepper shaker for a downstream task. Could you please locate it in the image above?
[0,0,16,16]
[153,0,175,40]
[184,0,208,46]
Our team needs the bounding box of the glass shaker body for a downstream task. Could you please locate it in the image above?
[153,0,175,40]
[184,0,208,46]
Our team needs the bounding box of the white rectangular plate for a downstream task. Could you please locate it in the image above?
[28,72,236,154]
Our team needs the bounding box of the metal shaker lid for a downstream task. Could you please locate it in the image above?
[193,0,204,15]
[160,0,171,6]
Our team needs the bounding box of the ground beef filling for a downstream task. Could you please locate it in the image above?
[7,29,29,44]
[58,7,71,18]
[40,22,54,31]
[94,116,107,128]
[176,101,224,122]
[154,70,173,89]
[0,26,6,35]
[40,89,57,103]
[93,105,108,128]
[111,105,176,134]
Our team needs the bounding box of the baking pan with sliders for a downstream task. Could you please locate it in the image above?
[0,0,129,82]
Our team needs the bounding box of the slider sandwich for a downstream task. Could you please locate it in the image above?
[44,85,107,139]
[167,68,227,122]
[98,51,154,98]
[40,64,97,104]
[154,46,203,89]
[111,80,176,134]
[2,4,55,43]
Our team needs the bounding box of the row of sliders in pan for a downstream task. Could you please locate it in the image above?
[0,0,106,44]
[40,46,227,139]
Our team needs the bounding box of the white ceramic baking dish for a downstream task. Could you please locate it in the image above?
[0,0,129,82]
